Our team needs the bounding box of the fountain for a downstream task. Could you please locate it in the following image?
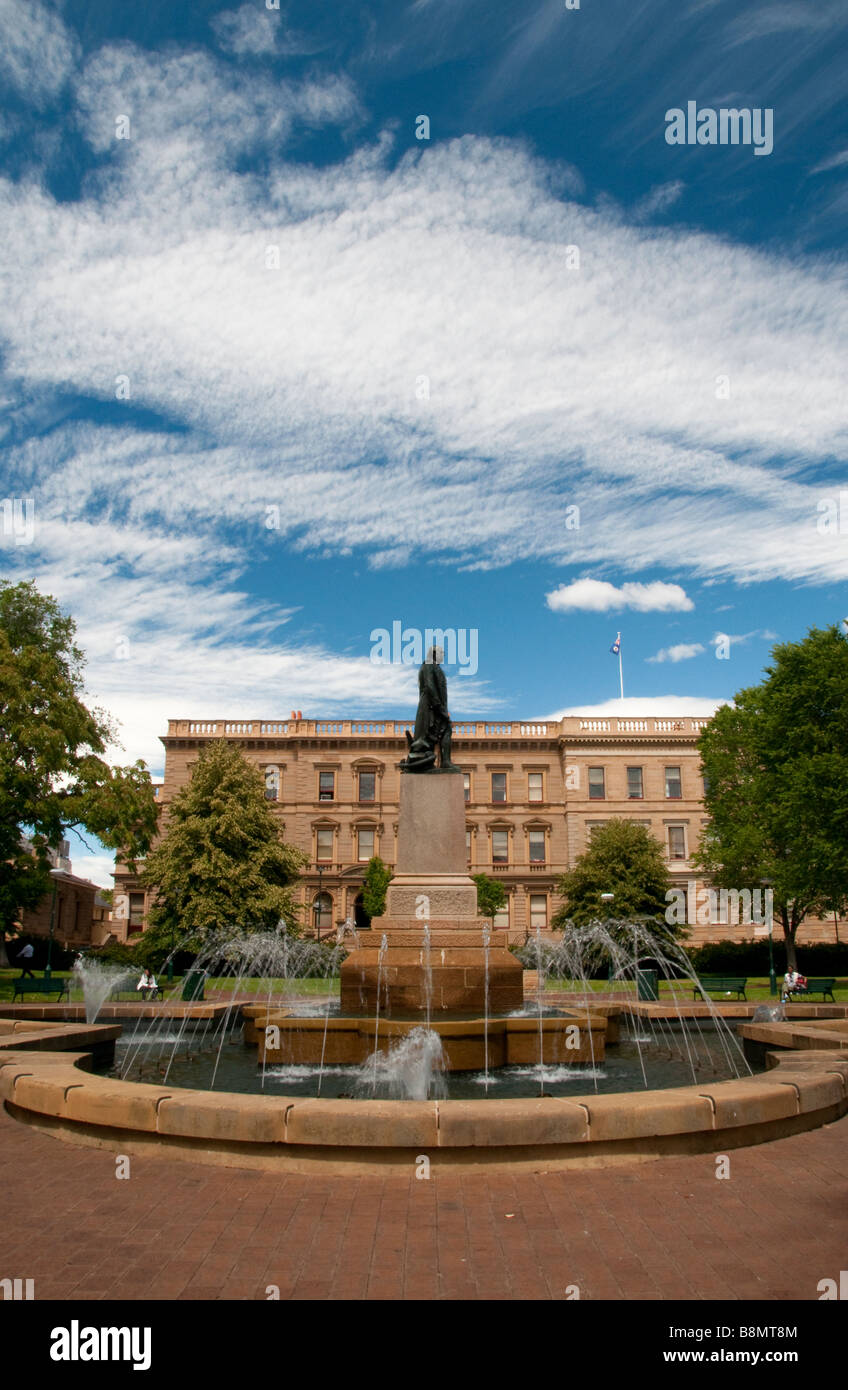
[73,958,136,1024]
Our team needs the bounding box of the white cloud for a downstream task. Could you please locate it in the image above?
[546,580,694,614]
[212,5,280,56]
[646,642,705,663]
[0,0,78,106]
[810,149,848,176]
[545,695,730,719]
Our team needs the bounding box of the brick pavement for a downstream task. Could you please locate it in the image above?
[1,1103,846,1301]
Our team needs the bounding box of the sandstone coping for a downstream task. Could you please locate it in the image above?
[2,1019,846,1172]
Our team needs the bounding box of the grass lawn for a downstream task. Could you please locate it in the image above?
[542,975,848,1002]
[0,967,341,1003]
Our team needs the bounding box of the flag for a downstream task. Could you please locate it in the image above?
[609,632,621,655]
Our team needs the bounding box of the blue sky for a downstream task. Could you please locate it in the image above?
[1,1,846,883]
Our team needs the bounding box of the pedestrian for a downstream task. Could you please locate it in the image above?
[17,942,36,978]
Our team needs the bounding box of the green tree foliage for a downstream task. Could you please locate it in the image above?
[694,624,848,970]
[0,580,158,941]
[361,855,392,920]
[552,819,674,931]
[473,872,507,924]
[141,739,308,946]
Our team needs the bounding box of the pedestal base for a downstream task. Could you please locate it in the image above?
[340,927,524,1014]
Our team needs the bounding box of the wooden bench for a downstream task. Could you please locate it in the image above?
[784,977,837,1002]
[12,975,70,1001]
[693,975,748,1000]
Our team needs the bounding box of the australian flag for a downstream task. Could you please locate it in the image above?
[609,632,621,655]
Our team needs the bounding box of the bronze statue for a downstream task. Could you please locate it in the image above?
[400,645,459,772]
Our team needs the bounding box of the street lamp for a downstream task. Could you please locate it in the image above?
[761,878,777,997]
[314,864,325,941]
[44,868,64,979]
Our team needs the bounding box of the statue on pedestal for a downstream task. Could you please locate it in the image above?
[400,645,459,773]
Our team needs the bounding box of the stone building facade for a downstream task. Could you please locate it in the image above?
[113,712,843,947]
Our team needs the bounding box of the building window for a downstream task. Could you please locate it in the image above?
[318,771,335,802]
[527,772,543,803]
[312,892,332,934]
[129,892,145,928]
[463,772,471,803]
[668,826,687,860]
[492,829,509,864]
[626,766,643,799]
[264,767,279,801]
[357,828,375,862]
[528,829,546,864]
[358,770,376,803]
[493,900,509,929]
[466,828,472,862]
[529,894,548,930]
[588,767,605,800]
[665,765,682,799]
[316,827,334,862]
[491,772,507,803]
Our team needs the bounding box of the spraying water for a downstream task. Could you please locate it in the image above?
[356,1026,447,1101]
[73,959,136,1024]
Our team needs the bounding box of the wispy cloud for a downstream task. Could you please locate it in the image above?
[546,580,694,614]
[646,642,705,663]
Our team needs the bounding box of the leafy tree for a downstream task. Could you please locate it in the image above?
[694,624,848,970]
[0,579,158,945]
[473,872,507,925]
[141,739,308,946]
[552,819,674,931]
[361,855,392,920]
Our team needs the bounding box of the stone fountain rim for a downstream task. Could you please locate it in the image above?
[1,1018,847,1172]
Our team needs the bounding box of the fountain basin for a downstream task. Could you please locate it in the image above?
[247,1008,606,1070]
[2,1030,847,1172]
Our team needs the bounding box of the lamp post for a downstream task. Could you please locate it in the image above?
[314,864,325,941]
[761,878,777,997]
[44,868,63,979]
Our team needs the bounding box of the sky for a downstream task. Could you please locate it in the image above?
[0,0,846,887]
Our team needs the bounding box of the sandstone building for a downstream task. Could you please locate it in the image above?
[112,711,842,947]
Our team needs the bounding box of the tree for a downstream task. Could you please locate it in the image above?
[473,872,507,926]
[361,856,392,920]
[0,579,158,944]
[141,739,308,947]
[552,819,674,931]
[694,624,848,970]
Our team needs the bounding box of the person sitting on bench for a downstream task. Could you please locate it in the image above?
[136,967,158,1000]
[16,942,36,978]
[782,968,807,1001]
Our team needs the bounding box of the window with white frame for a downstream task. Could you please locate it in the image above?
[665,765,682,799]
[492,829,509,864]
[529,894,548,930]
[318,771,335,802]
[528,829,546,863]
[491,772,507,803]
[667,825,687,860]
[626,766,643,799]
[316,826,334,862]
[527,772,544,803]
[463,772,471,803]
[357,828,375,862]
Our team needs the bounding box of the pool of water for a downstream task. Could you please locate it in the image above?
[110,1019,755,1099]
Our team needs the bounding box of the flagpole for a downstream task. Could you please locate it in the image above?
[618,643,624,700]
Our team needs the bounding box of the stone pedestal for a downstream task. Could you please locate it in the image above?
[340,772,524,1014]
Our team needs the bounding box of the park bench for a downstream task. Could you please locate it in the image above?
[108,985,165,1002]
[785,977,837,1002]
[12,975,70,1001]
[693,975,747,1000]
